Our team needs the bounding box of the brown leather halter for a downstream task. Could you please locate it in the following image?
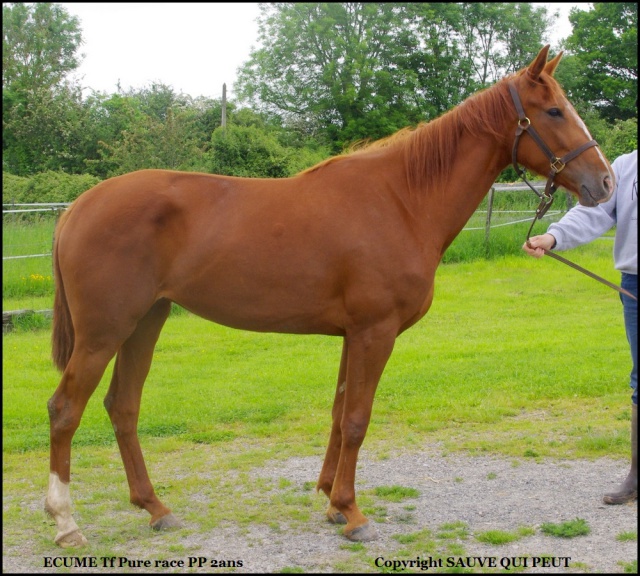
[509,83,637,302]
[508,82,599,228]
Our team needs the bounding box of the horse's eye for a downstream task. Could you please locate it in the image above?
[547,108,563,118]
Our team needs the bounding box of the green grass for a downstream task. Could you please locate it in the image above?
[619,560,638,573]
[437,521,470,540]
[2,213,57,301]
[475,526,535,545]
[441,190,601,263]
[616,530,637,542]
[373,486,420,502]
[540,518,591,538]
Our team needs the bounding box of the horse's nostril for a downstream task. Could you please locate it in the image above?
[603,175,613,195]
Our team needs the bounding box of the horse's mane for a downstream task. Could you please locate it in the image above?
[301,68,559,192]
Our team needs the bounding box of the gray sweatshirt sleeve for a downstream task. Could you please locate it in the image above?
[547,150,637,274]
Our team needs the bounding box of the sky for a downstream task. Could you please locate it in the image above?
[59,2,591,102]
[59,2,262,100]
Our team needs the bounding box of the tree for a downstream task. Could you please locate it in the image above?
[237,3,553,150]
[3,2,84,175]
[563,3,637,121]
[210,124,289,178]
[2,2,82,91]
[457,3,552,87]
[237,3,423,151]
[394,3,466,117]
[93,87,213,177]
[2,81,93,175]
[402,3,552,115]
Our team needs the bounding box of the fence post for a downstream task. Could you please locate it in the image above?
[484,186,495,248]
[565,190,574,212]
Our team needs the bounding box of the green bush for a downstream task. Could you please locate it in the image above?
[2,172,30,204]
[210,124,292,178]
[2,171,101,204]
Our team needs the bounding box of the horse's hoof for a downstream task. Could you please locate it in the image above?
[344,522,377,542]
[326,506,347,525]
[150,512,182,531]
[55,530,88,548]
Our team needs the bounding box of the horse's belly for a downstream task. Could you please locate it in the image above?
[171,286,345,335]
[164,249,346,335]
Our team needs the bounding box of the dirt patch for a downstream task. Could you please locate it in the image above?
[3,449,636,574]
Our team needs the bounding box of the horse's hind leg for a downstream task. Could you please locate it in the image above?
[103,299,179,530]
[46,343,120,547]
[317,338,348,524]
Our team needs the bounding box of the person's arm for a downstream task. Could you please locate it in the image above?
[523,176,617,258]
[545,201,616,250]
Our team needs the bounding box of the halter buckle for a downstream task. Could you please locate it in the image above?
[518,117,531,130]
[535,192,554,219]
[550,157,565,173]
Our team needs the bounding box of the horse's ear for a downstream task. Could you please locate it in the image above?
[527,45,551,81]
[544,51,563,76]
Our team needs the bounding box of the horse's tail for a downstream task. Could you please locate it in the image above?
[51,209,74,372]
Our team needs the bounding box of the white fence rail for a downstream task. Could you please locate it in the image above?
[3,203,69,261]
[3,202,69,215]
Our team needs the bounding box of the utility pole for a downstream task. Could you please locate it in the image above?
[221,83,227,130]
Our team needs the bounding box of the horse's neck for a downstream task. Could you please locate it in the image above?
[411,128,510,251]
[448,130,509,212]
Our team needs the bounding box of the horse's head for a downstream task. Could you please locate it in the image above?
[509,45,614,207]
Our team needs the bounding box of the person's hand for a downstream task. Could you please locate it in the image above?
[522,233,556,258]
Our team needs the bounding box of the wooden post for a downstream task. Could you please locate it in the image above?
[565,190,574,212]
[484,186,495,247]
[221,83,227,130]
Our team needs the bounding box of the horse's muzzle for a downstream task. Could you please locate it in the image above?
[578,174,613,207]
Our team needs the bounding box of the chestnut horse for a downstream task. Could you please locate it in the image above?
[46,46,613,547]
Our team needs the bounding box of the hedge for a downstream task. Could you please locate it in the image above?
[2,171,102,205]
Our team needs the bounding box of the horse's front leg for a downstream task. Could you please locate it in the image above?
[329,324,396,541]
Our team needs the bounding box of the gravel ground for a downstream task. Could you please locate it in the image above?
[5,449,635,574]
[197,451,638,573]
